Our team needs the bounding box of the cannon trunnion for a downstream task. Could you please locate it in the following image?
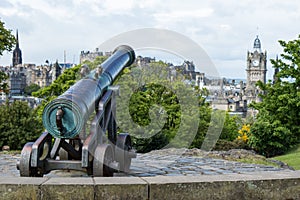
[17,45,136,177]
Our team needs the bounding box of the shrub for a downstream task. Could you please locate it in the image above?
[0,101,43,150]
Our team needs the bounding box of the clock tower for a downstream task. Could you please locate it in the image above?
[245,36,267,98]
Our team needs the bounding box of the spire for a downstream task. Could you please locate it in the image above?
[253,35,261,51]
[12,29,22,66]
[16,29,19,48]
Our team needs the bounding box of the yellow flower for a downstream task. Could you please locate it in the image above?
[242,135,248,142]
[237,124,251,143]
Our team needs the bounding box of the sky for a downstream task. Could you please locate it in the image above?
[1,0,300,79]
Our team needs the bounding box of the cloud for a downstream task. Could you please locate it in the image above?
[153,8,214,24]
[0,1,28,17]
[0,0,13,8]
[1,0,300,80]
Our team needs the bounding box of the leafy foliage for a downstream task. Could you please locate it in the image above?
[0,20,16,56]
[0,20,14,94]
[249,35,300,157]
[24,83,40,96]
[191,109,242,150]
[0,71,9,94]
[0,101,43,150]
[219,113,241,141]
[115,61,202,152]
[128,82,182,152]
[190,101,211,149]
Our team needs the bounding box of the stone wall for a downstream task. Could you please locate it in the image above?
[1,171,300,200]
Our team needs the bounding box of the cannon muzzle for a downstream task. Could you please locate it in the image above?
[42,45,135,138]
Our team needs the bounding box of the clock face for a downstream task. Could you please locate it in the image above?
[253,59,259,66]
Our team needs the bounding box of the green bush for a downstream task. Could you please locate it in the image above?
[248,119,293,157]
[219,113,241,141]
[0,101,43,150]
[190,110,242,150]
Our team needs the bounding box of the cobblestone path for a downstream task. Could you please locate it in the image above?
[0,149,292,177]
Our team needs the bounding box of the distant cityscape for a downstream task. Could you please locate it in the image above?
[0,31,275,118]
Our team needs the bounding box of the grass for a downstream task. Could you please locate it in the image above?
[239,158,279,168]
[207,153,281,167]
[274,145,300,170]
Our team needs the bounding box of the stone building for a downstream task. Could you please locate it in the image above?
[8,66,26,95]
[136,56,155,67]
[80,48,112,63]
[26,65,52,87]
[26,63,61,88]
[245,36,267,103]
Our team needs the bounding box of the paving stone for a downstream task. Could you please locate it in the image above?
[0,149,293,178]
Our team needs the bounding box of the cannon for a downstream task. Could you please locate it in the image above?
[17,45,137,177]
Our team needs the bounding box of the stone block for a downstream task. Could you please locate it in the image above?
[94,177,148,200]
[144,171,300,200]
[0,177,46,200]
[41,177,94,200]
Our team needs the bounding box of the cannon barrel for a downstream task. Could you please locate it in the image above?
[42,45,135,138]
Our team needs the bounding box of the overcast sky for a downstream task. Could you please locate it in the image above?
[1,0,300,79]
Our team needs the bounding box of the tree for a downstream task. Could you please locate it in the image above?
[219,113,241,141]
[24,83,40,96]
[0,19,16,56]
[190,102,211,149]
[115,62,179,152]
[0,20,15,94]
[0,71,9,94]
[115,61,202,152]
[0,100,43,150]
[249,35,300,157]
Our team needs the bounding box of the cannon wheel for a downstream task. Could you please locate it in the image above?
[115,133,132,173]
[93,144,114,177]
[19,142,41,177]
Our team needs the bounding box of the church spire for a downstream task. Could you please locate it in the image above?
[16,29,19,48]
[12,29,22,67]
